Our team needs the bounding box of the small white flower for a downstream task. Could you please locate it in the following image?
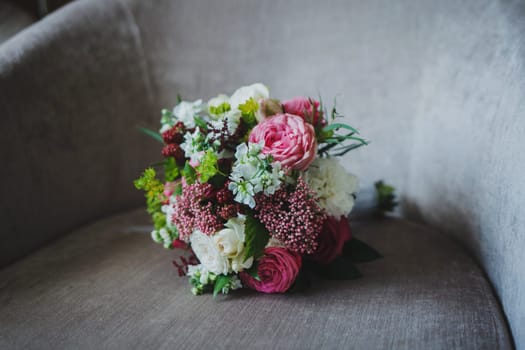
[190,230,230,275]
[304,157,359,218]
[161,200,177,230]
[228,180,256,208]
[229,83,269,110]
[173,99,204,128]
[180,127,207,164]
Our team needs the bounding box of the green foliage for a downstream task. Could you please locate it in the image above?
[196,149,219,183]
[194,116,208,131]
[164,157,180,181]
[375,180,398,214]
[245,263,261,281]
[342,238,382,263]
[243,214,270,262]
[213,275,234,297]
[317,102,369,157]
[238,98,258,127]
[182,161,197,184]
[209,102,231,115]
[137,127,164,143]
[134,168,164,214]
[152,212,167,231]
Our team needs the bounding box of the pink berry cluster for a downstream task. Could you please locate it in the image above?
[171,181,240,241]
[255,177,326,254]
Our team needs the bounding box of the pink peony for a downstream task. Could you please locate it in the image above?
[240,247,302,293]
[282,97,322,125]
[248,113,317,171]
[308,216,352,264]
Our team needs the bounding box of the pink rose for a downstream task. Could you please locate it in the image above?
[248,113,317,171]
[308,216,352,264]
[282,97,322,125]
[240,247,302,293]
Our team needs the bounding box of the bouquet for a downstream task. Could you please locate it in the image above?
[135,83,381,296]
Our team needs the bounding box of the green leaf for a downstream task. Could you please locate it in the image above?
[182,161,197,184]
[329,143,368,156]
[138,127,164,143]
[318,256,362,280]
[238,98,258,127]
[243,214,270,262]
[194,116,208,130]
[164,157,180,181]
[213,275,232,297]
[245,263,261,281]
[375,180,398,214]
[322,123,359,134]
[342,238,383,263]
[196,149,218,183]
[176,94,183,104]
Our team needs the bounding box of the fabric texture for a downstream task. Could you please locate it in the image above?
[0,0,159,266]
[0,210,511,349]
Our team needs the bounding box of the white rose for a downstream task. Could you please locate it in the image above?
[304,157,359,218]
[231,255,253,273]
[213,215,245,258]
[213,215,254,273]
[190,230,229,275]
[229,83,269,110]
[173,99,204,128]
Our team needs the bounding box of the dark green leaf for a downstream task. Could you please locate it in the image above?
[245,263,260,281]
[342,238,383,263]
[330,143,368,156]
[182,161,197,184]
[194,116,208,130]
[138,127,164,143]
[322,123,359,134]
[318,256,362,280]
[243,214,270,262]
[164,157,180,181]
[375,180,398,214]
[176,94,183,104]
[208,174,228,188]
[213,275,232,297]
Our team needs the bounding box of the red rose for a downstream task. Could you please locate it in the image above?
[308,216,352,264]
[282,97,322,125]
[240,247,302,293]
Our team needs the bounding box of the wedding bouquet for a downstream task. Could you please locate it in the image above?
[135,83,380,296]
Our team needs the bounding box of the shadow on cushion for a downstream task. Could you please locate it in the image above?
[0,210,512,349]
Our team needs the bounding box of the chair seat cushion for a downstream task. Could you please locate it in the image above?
[0,209,512,349]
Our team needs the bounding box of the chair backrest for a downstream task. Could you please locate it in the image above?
[0,0,159,266]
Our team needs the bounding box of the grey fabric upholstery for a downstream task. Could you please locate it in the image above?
[0,0,523,347]
[0,2,35,45]
[0,0,158,266]
[0,210,512,349]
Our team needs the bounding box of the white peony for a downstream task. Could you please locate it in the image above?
[229,83,269,110]
[304,157,359,218]
[190,230,229,275]
[173,99,204,128]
